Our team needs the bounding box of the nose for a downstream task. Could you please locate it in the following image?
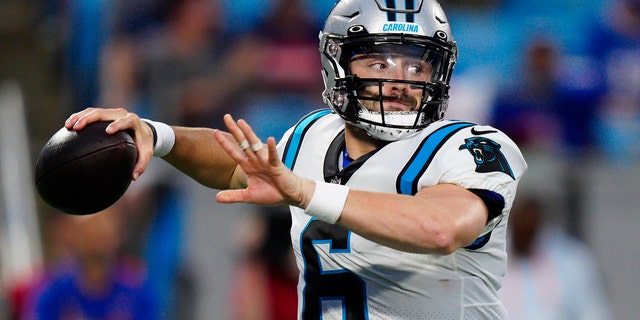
[383,78,410,94]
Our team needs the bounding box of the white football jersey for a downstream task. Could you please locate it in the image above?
[276,109,527,320]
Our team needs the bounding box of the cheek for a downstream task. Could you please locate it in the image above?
[358,97,377,110]
[358,84,378,95]
[409,87,426,98]
[349,63,366,76]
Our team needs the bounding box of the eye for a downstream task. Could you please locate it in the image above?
[409,60,432,73]
[407,65,423,74]
[406,61,433,80]
[372,62,387,71]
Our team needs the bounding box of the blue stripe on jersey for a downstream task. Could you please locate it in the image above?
[397,122,475,195]
[282,109,332,170]
[465,232,491,250]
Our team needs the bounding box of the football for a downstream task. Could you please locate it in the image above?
[35,121,137,215]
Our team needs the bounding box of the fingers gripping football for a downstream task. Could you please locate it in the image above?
[65,107,155,180]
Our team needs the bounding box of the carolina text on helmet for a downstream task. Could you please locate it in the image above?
[381,22,420,34]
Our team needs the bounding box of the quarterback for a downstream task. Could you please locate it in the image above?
[65,0,527,319]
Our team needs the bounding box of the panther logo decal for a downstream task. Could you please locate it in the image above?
[459,137,515,180]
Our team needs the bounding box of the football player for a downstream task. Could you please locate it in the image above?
[66,0,527,318]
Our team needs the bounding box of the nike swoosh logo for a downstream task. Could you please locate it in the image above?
[471,127,498,135]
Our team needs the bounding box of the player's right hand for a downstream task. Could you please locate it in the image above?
[65,107,155,181]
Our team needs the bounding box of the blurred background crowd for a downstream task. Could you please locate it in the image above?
[0,0,638,319]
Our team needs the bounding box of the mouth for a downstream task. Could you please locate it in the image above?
[379,95,416,111]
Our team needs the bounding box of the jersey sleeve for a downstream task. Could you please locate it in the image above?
[431,125,527,235]
[276,126,295,158]
[276,109,334,169]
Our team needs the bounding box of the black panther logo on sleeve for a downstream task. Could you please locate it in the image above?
[459,137,515,180]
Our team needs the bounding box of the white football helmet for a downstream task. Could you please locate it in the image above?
[320,0,457,141]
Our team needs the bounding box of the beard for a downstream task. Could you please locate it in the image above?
[356,87,421,112]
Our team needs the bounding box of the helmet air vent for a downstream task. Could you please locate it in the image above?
[434,30,448,40]
[348,25,367,35]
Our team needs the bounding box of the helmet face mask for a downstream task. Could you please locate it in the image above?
[320,0,457,141]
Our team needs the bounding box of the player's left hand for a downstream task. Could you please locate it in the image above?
[213,114,313,208]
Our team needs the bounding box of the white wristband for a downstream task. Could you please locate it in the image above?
[142,119,175,157]
[304,181,349,224]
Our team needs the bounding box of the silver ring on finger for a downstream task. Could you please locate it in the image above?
[251,141,264,152]
[238,140,250,150]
